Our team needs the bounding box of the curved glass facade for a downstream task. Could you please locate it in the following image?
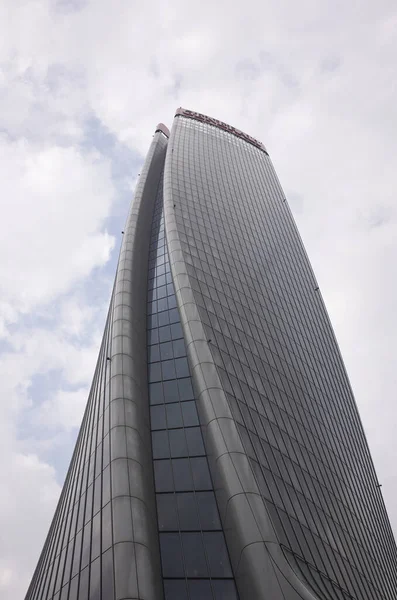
[25,111,397,600]
[147,178,238,599]
[163,112,397,600]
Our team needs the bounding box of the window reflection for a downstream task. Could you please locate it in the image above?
[147,192,237,598]
[167,114,395,599]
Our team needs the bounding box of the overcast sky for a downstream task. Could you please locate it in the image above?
[1,1,397,598]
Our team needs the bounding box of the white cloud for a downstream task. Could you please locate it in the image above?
[37,387,88,430]
[1,0,397,598]
[59,295,96,337]
[0,449,61,598]
[0,5,118,598]
[0,139,115,316]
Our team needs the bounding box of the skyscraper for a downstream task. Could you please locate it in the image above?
[25,109,397,600]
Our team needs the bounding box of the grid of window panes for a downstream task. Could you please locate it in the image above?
[25,298,115,600]
[147,187,239,600]
[166,115,397,600]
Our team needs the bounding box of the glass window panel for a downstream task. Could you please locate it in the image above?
[69,576,78,600]
[278,508,303,558]
[156,274,166,287]
[102,548,114,600]
[171,323,183,340]
[160,341,173,361]
[181,532,208,577]
[212,580,239,600]
[102,465,110,507]
[150,405,167,430]
[181,401,199,426]
[159,325,172,342]
[188,580,212,600]
[157,285,167,299]
[72,530,82,576]
[176,492,200,530]
[88,456,95,486]
[63,540,73,584]
[154,460,174,492]
[157,297,168,312]
[148,300,157,315]
[169,429,188,458]
[158,310,170,327]
[175,357,190,378]
[79,566,89,600]
[197,492,221,530]
[191,457,212,490]
[149,362,162,382]
[164,579,188,600]
[103,432,110,468]
[265,501,289,547]
[172,458,194,491]
[60,583,69,600]
[77,493,85,533]
[168,295,177,309]
[149,382,163,405]
[166,402,183,428]
[95,443,102,478]
[102,501,112,551]
[163,380,179,403]
[81,521,92,569]
[91,512,101,561]
[173,338,186,358]
[169,308,180,324]
[85,485,93,524]
[156,264,166,277]
[54,549,65,594]
[93,475,101,517]
[156,493,179,531]
[186,427,205,456]
[178,378,194,401]
[149,328,159,345]
[159,533,184,577]
[90,557,101,600]
[152,430,170,459]
[47,555,58,596]
[162,359,177,380]
[148,313,158,329]
[203,532,233,577]
[149,345,160,363]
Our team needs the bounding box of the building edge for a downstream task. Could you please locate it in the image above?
[163,116,320,600]
[23,305,115,600]
[25,127,168,600]
[108,126,168,600]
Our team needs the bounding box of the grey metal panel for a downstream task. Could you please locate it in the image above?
[107,130,167,600]
[155,123,170,137]
[164,120,320,600]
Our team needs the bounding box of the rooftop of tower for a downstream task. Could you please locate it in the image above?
[155,123,170,137]
[174,107,268,154]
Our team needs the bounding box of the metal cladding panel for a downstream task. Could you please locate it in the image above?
[25,130,168,600]
[163,112,397,599]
